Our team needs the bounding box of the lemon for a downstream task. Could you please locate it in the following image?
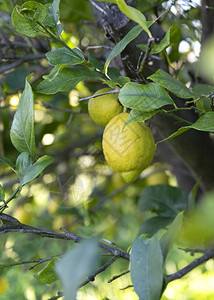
[102,113,156,183]
[88,88,123,126]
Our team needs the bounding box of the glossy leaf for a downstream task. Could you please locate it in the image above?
[104,25,143,73]
[138,24,181,54]
[46,47,85,66]
[55,239,98,300]
[148,69,193,99]
[158,112,214,143]
[16,153,54,187]
[119,82,174,111]
[125,109,159,125]
[12,1,47,37]
[138,184,187,218]
[160,212,183,259]
[193,83,214,112]
[130,235,163,300]
[10,75,35,160]
[36,67,103,94]
[37,258,59,284]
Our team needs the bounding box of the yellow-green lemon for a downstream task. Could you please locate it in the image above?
[102,113,156,183]
[88,88,123,126]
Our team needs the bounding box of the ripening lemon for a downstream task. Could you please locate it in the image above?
[88,88,123,126]
[102,113,156,183]
[0,277,8,294]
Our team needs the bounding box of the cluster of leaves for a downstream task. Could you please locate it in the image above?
[1,0,214,299]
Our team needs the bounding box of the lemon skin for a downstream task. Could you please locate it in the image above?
[88,88,123,126]
[102,113,156,183]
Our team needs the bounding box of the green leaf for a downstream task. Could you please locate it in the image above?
[119,82,174,112]
[193,83,214,112]
[181,191,214,246]
[46,47,85,66]
[160,212,183,260]
[138,184,187,218]
[98,0,152,37]
[104,25,143,73]
[37,258,59,284]
[12,1,47,37]
[188,179,200,211]
[10,75,35,160]
[125,109,159,125]
[0,185,5,203]
[148,69,193,99]
[130,235,163,300]
[43,3,57,27]
[138,216,172,237]
[158,112,214,143]
[55,239,98,300]
[36,67,103,94]
[0,156,16,171]
[105,76,130,88]
[138,24,181,55]
[16,153,54,187]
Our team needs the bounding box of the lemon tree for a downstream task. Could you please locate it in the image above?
[88,88,123,126]
[102,113,156,183]
[2,1,214,300]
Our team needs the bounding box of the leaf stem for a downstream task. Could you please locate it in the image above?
[0,186,21,212]
[36,21,91,69]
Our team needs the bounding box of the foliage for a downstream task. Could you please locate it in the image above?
[0,0,214,299]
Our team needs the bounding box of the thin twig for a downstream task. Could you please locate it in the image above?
[38,101,85,114]
[138,38,155,73]
[78,89,120,102]
[0,53,46,74]
[89,0,107,15]
[166,249,214,283]
[108,270,130,283]
[80,256,118,288]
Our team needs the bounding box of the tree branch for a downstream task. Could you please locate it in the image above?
[0,53,46,74]
[0,213,130,260]
[166,249,214,283]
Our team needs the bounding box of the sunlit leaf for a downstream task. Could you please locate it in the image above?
[104,25,143,73]
[46,47,85,66]
[10,75,35,160]
[138,24,181,54]
[158,112,214,143]
[97,0,152,37]
[36,67,103,94]
[37,258,59,284]
[16,153,54,187]
[12,1,47,37]
[148,69,193,99]
[119,82,174,111]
